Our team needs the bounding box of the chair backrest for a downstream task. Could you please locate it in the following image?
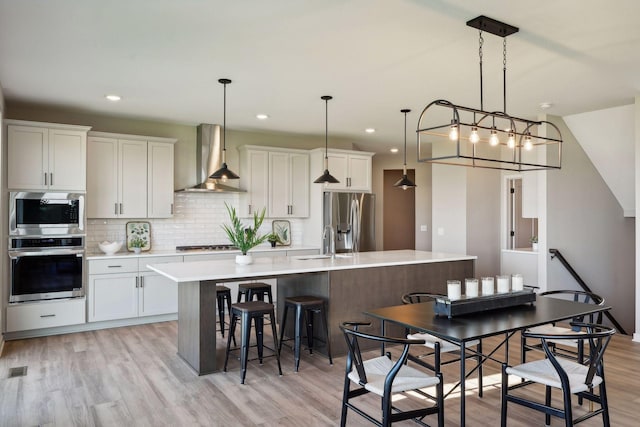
[540,290,605,327]
[401,292,443,305]
[340,321,434,388]
[523,322,615,388]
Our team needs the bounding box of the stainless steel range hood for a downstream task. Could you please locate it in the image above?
[176,123,245,193]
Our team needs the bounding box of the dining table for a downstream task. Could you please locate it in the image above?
[363,295,611,427]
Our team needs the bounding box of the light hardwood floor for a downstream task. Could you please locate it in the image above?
[0,320,638,426]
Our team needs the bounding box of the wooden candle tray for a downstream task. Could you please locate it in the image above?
[433,289,536,318]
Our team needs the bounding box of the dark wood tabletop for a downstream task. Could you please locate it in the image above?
[364,295,611,343]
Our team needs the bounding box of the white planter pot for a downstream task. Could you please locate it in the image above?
[236,254,253,265]
[133,247,141,254]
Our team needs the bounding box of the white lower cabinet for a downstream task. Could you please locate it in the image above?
[6,298,86,332]
[139,271,178,316]
[87,256,182,322]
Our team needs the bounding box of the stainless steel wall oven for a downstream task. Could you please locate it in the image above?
[9,236,85,303]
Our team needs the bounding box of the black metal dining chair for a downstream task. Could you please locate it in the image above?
[401,292,483,397]
[340,321,444,427]
[501,322,615,427]
[521,290,605,365]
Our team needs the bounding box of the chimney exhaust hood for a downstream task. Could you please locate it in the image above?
[176,124,245,193]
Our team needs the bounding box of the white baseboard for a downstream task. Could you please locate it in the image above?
[633,332,640,343]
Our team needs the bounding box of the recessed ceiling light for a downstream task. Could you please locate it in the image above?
[539,102,553,110]
[105,94,121,102]
[390,148,399,153]
[256,114,269,120]
[365,128,376,133]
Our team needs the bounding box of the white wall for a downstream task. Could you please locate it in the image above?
[635,97,640,341]
[0,82,4,348]
[547,114,635,335]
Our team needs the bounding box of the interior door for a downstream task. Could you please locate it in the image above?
[383,169,415,250]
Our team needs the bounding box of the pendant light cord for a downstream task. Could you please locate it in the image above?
[324,97,329,160]
[403,110,408,167]
[222,80,227,162]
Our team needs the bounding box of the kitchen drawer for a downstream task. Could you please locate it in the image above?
[6,298,86,332]
[88,257,139,274]
[139,255,183,271]
[183,253,236,262]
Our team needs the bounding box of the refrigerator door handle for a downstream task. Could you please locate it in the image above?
[350,197,360,252]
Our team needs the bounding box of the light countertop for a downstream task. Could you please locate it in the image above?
[147,250,477,283]
[86,245,319,260]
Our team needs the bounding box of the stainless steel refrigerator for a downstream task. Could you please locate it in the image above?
[323,191,375,254]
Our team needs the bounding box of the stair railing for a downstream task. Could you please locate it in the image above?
[548,248,627,335]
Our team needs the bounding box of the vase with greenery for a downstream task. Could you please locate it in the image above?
[267,233,281,248]
[530,236,538,252]
[221,202,268,264]
[129,236,146,254]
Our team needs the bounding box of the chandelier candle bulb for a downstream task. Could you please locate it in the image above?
[465,278,479,298]
[497,275,510,293]
[512,274,524,291]
[481,277,494,295]
[447,280,462,300]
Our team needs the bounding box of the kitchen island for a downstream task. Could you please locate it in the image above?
[148,250,475,375]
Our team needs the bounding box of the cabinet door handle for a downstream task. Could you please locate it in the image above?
[40,314,56,318]
[115,203,118,215]
[170,203,174,215]
[44,172,48,186]
[50,173,53,186]
[119,203,123,214]
[248,204,252,214]
[107,265,123,268]
[140,276,144,288]
[135,277,139,288]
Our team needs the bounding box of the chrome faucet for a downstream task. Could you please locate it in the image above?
[322,224,336,258]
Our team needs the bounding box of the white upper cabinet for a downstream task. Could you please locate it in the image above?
[239,146,309,218]
[147,141,175,218]
[7,120,90,191]
[311,148,374,192]
[238,147,269,217]
[268,151,309,218]
[87,132,176,219]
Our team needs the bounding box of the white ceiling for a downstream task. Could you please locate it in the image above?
[1,0,639,153]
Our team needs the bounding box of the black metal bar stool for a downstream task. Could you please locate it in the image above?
[215,285,233,340]
[237,282,273,303]
[224,301,282,384]
[279,295,333,372]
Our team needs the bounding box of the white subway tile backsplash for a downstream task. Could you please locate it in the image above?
[86,193,305,252]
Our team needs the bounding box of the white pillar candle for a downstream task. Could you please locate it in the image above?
[481,277,494,295]
[497,275,510,293]
[465,278,479,298]
[512,274,524,291]
[447,280,462,300]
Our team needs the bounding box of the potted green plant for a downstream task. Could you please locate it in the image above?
[130,236,146,254]
[530,236,538,252]
[267,233,281,248]
[221,202,269,264]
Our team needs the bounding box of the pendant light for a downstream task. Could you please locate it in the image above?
[394,109,416,190]
[209,78,240,180]
[314,95,340,184]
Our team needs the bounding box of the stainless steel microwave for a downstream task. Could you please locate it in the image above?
[9,192,85,236]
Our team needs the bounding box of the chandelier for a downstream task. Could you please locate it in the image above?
[417,16,562,171]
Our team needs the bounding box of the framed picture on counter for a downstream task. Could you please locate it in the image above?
[126,221,151,252]
[272,220,291,246]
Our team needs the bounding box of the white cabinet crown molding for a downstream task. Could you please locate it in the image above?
[5,119,91,132]
[88,130,176,144]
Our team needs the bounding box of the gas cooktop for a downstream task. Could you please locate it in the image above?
[175,244,237,251]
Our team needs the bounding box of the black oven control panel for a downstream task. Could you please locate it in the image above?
[10,237,84,250]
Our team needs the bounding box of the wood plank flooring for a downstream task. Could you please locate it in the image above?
[1,320,639,426]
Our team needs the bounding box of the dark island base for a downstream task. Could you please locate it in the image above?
[177,259,474,375]
[277,260,474,357]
